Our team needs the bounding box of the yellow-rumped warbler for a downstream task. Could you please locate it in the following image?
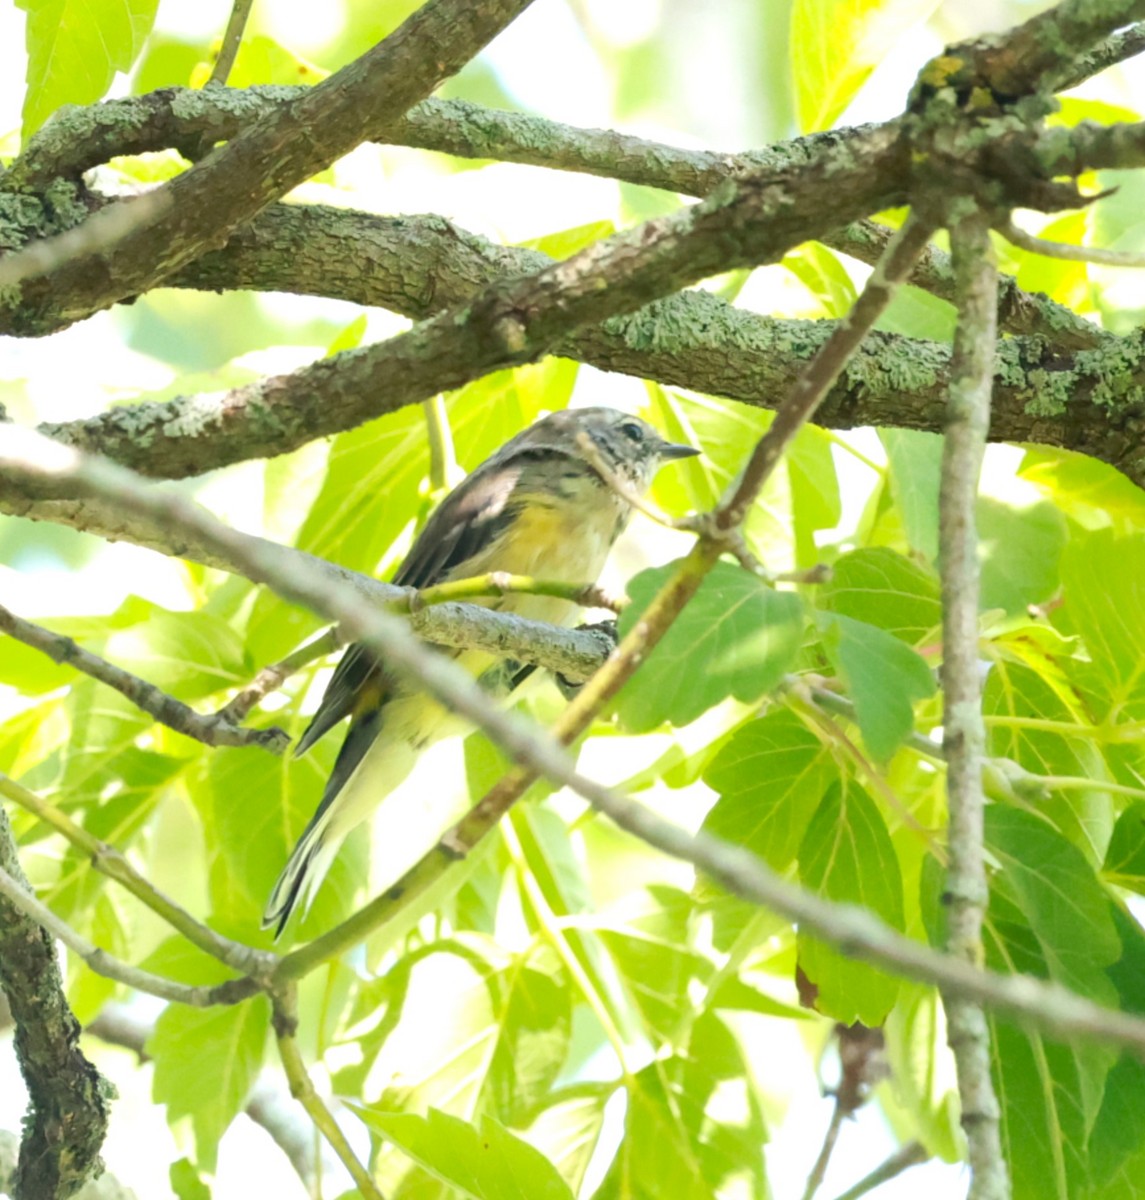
[263,407,698,934]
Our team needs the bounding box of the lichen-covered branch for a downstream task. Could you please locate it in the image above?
[936,0,1145,98]
[0,807,108,1200]
[4,0,538,330]
[2,87,1093,348]
[939,212,1009,1200]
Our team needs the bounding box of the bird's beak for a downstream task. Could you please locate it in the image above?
[658,441,702,460]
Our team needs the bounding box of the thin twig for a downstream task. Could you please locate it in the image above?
[409,571,622,612]
[0,771,276,980]
[272,990,384,1200]
[1000,218,1145,267]
[940,210,1009,1200]
[208,0,255,87]
[0,863,255,1007]
[0,600,288,752]
[827,1142,930,1200]
[715,214,936,530]
[802,1099,846,1200]
[217,626,342,723]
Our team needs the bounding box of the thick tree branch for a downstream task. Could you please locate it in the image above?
[0,808,108,1200]
[940,213,1008,1200]
[3,0,538,329]
[2,88,1095,349]
[6,127,907,482]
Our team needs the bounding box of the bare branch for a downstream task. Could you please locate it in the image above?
[827,1142,930,1200]
[3,87,1092,348]
[207,0,255,88]
[217,626,342,723]
[940,211,1009,1200]
[0,601,288,752]
[1000,216,1145,267]
[272,990,383,1200]
[936,0,1145,99]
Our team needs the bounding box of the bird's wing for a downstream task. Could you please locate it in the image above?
[293,457,531,757]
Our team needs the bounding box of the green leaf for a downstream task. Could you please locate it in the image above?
[149,996,270,1173]
[984,659,1115,864]
[817,613,935,761]
[879,427,942,561]
[790,0,940,132]
[169,1158,212,1200]
[782,242,857,317]
[978,495,1066,615]
[209,33,327,88]
[1056,529,1145,722]
[986,807,1120,1007]
[520,220,616,258]
[18,0,160,137]
[356,1108,574,1200]
[1104,802,1145,892]
[985,807,1121,1176]
[339,938,570,1135]
[674,1012,769,1198]
[786,423,842,567]
[596,923,711,1041]
[201,735,364,942]
[592,1063,716,1200]
[102,607,251,700]
[882,984,961,1161]
[1020,445,1145,532]
[519,1087,611,1197]
[616,561,804,732]
[820,546,941,645]
[702,708,834,872]
[797,778,905,1024]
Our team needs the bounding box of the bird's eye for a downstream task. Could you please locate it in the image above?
[619,421,645,443]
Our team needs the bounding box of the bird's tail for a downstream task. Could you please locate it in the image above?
[261,808,343,938]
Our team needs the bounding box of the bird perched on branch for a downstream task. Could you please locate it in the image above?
[262,406,699,936]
